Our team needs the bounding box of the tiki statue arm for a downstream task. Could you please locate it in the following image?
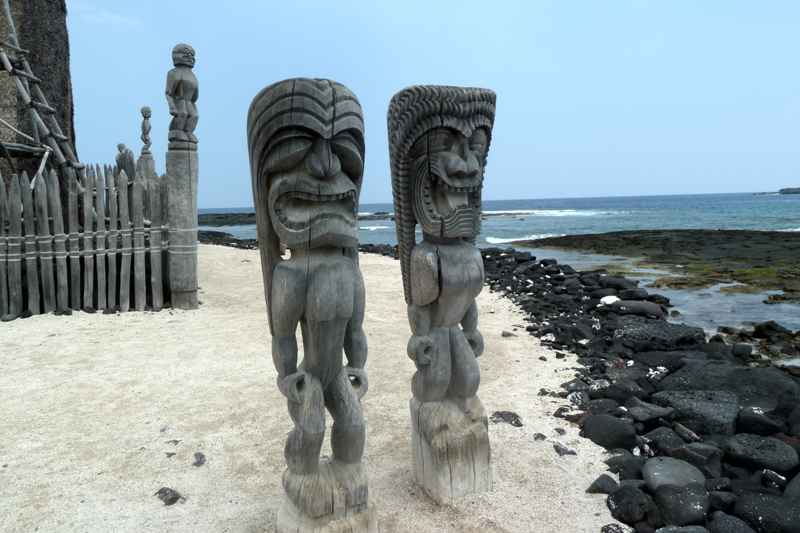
[165,71,180,115]
[271,265,305,402]
[344,269,368,398]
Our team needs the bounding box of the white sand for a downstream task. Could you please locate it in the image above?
[0,245,618,532]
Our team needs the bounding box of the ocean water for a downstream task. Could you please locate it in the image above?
[202,193,800,245]
[200,193,800,331]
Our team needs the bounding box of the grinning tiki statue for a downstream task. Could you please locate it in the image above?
[388,85,496,502]
[248,79,374,530]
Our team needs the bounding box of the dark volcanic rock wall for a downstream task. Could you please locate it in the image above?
[0,0,75,154]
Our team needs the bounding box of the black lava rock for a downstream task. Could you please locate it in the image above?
[581,414,638,450]
[587,473,620,494]
[734,493,800,533]
[490,411,523,427]
[606,451,647,480]
[725,433,800,473]
[651,390,739,435]
[707,511,756,533]
[154,487,184,506]
[653,483,709,527]
[737,406,786,436]
[607,485,654,524]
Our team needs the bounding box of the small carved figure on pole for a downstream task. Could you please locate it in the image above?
[115,143,135,181]
[388,85,496,503]
[248,78,376,532]
[165,43,198,150]
[140,106,152,155]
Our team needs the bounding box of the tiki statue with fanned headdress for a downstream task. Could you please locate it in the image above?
[248,78,376,532]
[388,85,496,503]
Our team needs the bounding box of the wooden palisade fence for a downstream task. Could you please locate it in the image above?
[0,166,168,320]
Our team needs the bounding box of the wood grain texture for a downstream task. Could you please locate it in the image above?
[20,172,40,315]
[105,165,118,311]
[131,169,146,311]
[34,173,55,313]
[116,170,131,312]
[6,174,22,319]
[46,170,69,313]
[81,167,95,311]
[93,165,106,311]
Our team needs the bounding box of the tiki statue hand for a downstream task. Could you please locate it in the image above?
[345,366,369,400]
[407,335,436,367]
[278,371,307,404]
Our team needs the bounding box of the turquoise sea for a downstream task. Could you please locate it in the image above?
[201,192,800,331]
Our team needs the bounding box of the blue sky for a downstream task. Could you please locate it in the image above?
[67,1,800,208]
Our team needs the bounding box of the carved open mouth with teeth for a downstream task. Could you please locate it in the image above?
[274,189,357,230]
[424,177,481,218]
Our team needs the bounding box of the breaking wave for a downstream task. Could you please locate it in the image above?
[484,233,564,244]
[359,225,391,231]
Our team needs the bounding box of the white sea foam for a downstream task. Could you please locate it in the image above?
[482,209,623,217]
[485,233,564,244]
[359,225,391,231]
[778,227,800,232]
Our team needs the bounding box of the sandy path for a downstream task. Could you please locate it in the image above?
[0,245,617,532]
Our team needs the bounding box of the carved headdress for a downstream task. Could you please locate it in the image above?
[388,85,496,303]
[248,78,365,333]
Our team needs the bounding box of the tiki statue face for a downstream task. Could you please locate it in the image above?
[172,44,196,68]
[410,126,489,239]
[248,79,365,250]
[264,128,362,249]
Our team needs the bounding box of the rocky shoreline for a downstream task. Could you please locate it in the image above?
[203,234,800,532]
[514,230,800,304]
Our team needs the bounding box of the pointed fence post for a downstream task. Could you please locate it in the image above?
[46,169,69,314]
[82,167,95,312]
[20,172,40,315]
[94,165,107,311]
[66,168,81,310]
[117,169,132,312]
[106,165,118,311]
[7,173,22,319]
[148,174,163,311]
[34,173,55,313]
[132,169,146,311]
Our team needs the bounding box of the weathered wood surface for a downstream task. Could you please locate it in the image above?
[46,169,69,314]
[106,165,118,311]
[117,170,132,312]
[0,173,8,319]
[148,174,163,311]
[82,168,95,312]
[6,174,22,319]
[94,165,107,311]
[34,173,55,313]
[20,172,40,315]
[132,170,146,311]
[66,168,81,310]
